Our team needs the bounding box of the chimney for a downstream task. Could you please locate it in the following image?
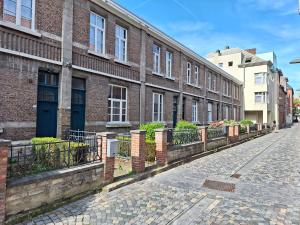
[225,46,230,49]
[245,48,256,55]
[216,49,221,56]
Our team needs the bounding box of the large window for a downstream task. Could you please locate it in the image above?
[195,66,199,85]
[207,102,213,123]
[153,93,163,122]
[255,73,266,84]
[192,100,198,122]
[186,62,191,84]
[166,51,173,78]
[90,12,105,54]
[255,92,267,103]
[224,105,229,120]
[153,44,160,74]
[108,85,127,122]
[233,107,237,121]
[3,0,35,29]
[115,25,127,62]
[223,80,229,96]
[208,72,216,91]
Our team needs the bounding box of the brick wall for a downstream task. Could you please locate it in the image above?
[167,142,204,163]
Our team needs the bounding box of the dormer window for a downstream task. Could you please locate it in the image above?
[245,57,252,63]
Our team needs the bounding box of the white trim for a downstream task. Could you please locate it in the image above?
[72,65,141,84]
[0,20,41,37]
[195,65,199,85]
[90,12,106,54]
[31,0,36,30]
[114,58,131,67]
[108,84,128,123]
[186,83,202,89]
[88,50,111,60]
[145,83,180,93]
[165,51,173,78]
[153,43,160,74]
[115,24,128,62]
[192,100,198,122]
[0,47,62,65]
[152,92,163,122]
[152,71,164,77]
[186,62,191,84]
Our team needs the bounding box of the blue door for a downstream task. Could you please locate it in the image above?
[71,78,86,131]
[36,72,58,137]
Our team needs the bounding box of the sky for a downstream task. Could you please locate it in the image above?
[116,0,300,93]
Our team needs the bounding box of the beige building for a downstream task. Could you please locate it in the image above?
[207,48,277,124]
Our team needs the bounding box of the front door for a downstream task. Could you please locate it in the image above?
[71,78,86,131]
[36,71,58,137]
[173,96,178,127]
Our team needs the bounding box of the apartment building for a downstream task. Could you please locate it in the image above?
[0,0,242,141]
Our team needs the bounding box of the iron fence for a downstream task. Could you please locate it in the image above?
[207,127,227,140]
[239,126,247,134]
[168,129,200,146]
[116,133,131,158]
[8,137,101,179]
[249,124,257,133]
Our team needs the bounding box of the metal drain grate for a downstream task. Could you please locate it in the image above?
[202,180,235,192]
[230,173,241,179]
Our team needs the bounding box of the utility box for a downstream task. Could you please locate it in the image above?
[107,139,119,157]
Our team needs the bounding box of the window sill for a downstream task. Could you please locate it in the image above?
[223,94,232,98]
[152,71,164,77]
[0,21,41,37]
[186,83,202,89]
[106,122,132,128]
[165,76,175,81]
[114,59,131,67]
[88,50,111,60]
[207,89,219,94]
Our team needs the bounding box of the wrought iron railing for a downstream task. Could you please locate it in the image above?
[240,126,247,134]
[116,133,131,158]
[207,127,227,140]
[8,137,101,179]
[249,124,257,133]
[168,129,200,146]
[66,129,97,141]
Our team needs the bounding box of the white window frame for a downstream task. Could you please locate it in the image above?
[195,66,199,85]
[153,44,161,74]
[255,73,266,85]
[223,80,229,96]
[186,62,191,84]
[207,102,213,123]
[192,100,198,122]
[90,12,106,54]
[233,107,237,121]
[207,72,212,90]
[224,105,229,120]
[212,75,216,91]
[115,25,128,62]
[166,51,173,78]
[255,92,267,103]
[3,0,36,30]
[152,93,163,122]
[108,85,127,123]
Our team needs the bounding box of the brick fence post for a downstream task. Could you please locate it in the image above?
[234,124,240,138]
[155,129,168,166]
[200,126,208,151]
[97,132,116,183]
[0,140,10,224]
[227,125,235,143]
[130,130,146,173]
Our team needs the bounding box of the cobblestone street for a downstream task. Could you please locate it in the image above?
[22,125,300,225]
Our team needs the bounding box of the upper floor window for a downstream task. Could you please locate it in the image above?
[223,80,229,96]
[115,25,127,62]
[208,73,216,91]
[228,61,233,67]
[90,12,105,54]
[3,0,35,29]
[153,44,160,74]
[195,66,199,85]
[255,73,266,84]
[108,85,127,122]
[153,93,163,122]
[224,105,229,120]
[192,100,198,122]
[186,62,191,84]
[255,92,267,103]
[166,51,173,78]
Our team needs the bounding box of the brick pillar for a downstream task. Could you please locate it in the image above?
[130,130,146,173]
[227,125,235,143]
[97,132,116,183]
[234,124,240,137]
[155,129,168,166]
[0,140,10,224]
[200,126,208,151]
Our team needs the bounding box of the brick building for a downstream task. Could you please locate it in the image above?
[0,0,242,141]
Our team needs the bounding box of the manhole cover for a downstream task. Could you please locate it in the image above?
[202,180,235,192]
[230,173,241,179]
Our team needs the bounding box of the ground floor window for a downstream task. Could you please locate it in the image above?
[153,93,163,122]
[233,107,237,121]
[192,100,198,122]
[108,85,127,122]
[224,105,229,120]
[207,102,213,123]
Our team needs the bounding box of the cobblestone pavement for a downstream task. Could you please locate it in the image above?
[21,125,300,225]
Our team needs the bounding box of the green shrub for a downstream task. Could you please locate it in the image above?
[175,120,197,131]
[223,120,237,126]
[139,122,164,141]
[239,119,254,127]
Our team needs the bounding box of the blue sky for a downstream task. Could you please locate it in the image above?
[116,0,300,93]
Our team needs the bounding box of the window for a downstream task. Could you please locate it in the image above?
[218,63,223,68]
[195,66,199,85]
[108,85,127,122]
[233,107,237,121]
[166,51,173,78]
[186,62,191,84]
[115,25,127,62]
[212,75,216,91]
[153,93,163,122]
[90,12,105,54]
[207,72,216,91]
[228,61,233,67]
[232,85,236,98]
[255,73,266,84]
[207,102,213,123]
[255,92,267,103]
[153,44,160,74]
[245,57,252,63]
[3,0,35,29]
[223,80,229,96]
[192,100,198,122]
[224,105,229,120]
